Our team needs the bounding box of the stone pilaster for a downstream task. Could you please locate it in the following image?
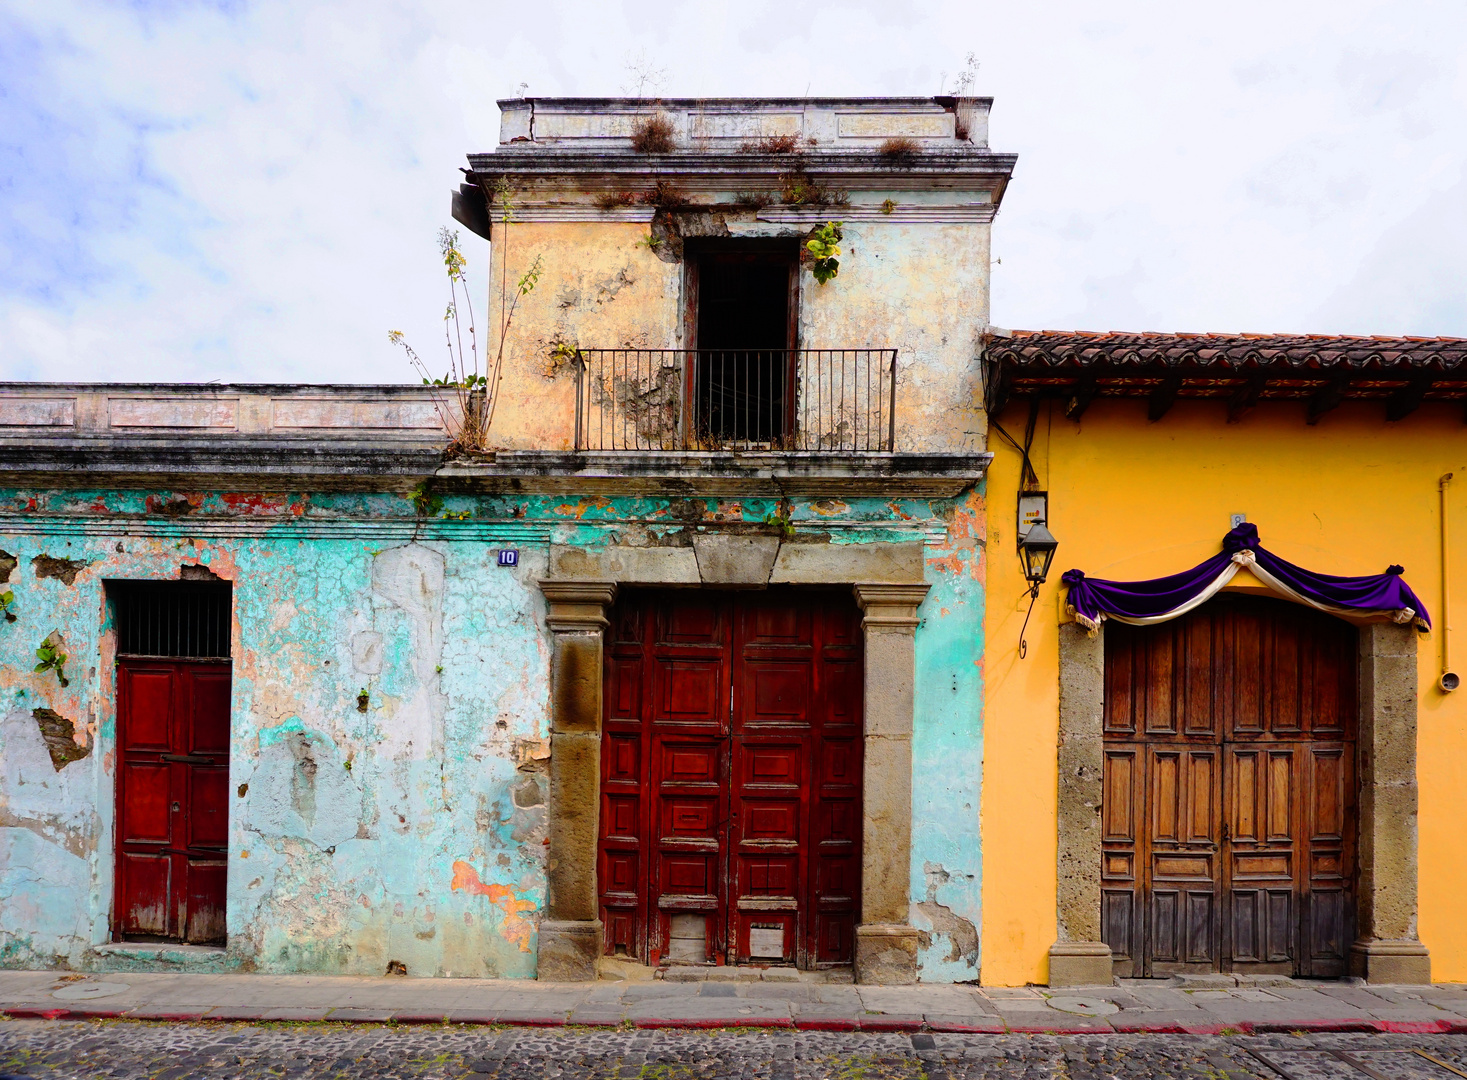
[1048,621,1114,986]
[852,582,929,985]
[1351,622,1431,984]
[535,579,616,981]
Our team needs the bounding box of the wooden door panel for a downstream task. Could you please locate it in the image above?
[1181,615,1215,736]
[598,596,655,960]
[1302,742,1355,976]
[1225,741,1299,973]
[1230,886,1293,964]
[187,668,231,754]
[1150,889,1217,968]
[184,858,227,944]
[115,659,229,944]
[744,663,811,725]
[663,600,725,644]
[117,852,171,935]
[658,661,724,722]
[600,589,860,969]
[186,766,230,849]
[1101,745,1144,975]
[1106,597,1358,979]
[606,656,643,719]
[120,668,173,750]
[121,762,172,843]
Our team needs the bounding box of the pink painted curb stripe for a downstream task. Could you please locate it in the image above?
[2,1008,1462,1035]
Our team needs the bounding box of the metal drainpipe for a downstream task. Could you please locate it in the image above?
[1441,473,1458,692]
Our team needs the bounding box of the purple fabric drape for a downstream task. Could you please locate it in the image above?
[1062,524,1430,631]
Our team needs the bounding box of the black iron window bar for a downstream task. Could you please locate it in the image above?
[571,348,898,452]
[110,581,232,659]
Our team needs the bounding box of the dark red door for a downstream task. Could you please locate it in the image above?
[598,589,862,969]
[115,659,230,944]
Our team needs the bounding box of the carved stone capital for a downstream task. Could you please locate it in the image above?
[852,582,929,633]
[538,580,617,633]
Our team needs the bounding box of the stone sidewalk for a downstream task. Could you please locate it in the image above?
[3,970,1467,1034]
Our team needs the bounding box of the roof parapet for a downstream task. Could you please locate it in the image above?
[494,96,992,152]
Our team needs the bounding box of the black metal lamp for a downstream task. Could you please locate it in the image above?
[1019,520,1059,586]
[1017,520,1058,658]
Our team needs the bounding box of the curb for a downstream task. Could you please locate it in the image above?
[3,1007,1465,1035]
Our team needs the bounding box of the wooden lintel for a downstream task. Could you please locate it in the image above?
[1226,374,1268,423]
[1147,373,1184,422]
[1306,377,1350,425]
[1385,375,1433,422]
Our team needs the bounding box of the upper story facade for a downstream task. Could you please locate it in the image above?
[455,97,1016,465]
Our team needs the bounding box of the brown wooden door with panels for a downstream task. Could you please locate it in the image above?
[1100,596,1357,978]
[598,589,862,969]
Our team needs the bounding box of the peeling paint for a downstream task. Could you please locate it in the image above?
[450,860,537,952]
[1,481,984,980]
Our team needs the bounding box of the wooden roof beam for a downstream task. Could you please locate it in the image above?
[1386,374,1434,421]
[1147,371,1184,422]
[1227,373,1268,423]
[1064,374,1098,421]
[1306,376,1350,425]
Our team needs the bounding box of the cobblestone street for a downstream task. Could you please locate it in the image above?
[3,1022,1467,1080]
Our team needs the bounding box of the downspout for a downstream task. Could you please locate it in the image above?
[1441,473,1458,692]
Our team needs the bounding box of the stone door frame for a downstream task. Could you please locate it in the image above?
[1049,615,1431,986]
[533,537,930,984]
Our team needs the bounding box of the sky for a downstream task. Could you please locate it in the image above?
[1,0,1465,384]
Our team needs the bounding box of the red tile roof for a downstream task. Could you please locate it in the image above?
[988,331,1467,370]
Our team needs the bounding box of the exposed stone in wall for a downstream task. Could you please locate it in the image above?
[0,550,16,583]
[914,862,979,970]
[31,555,88,586]
[30,709,89,772]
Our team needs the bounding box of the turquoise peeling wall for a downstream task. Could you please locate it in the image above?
[0,484,984,981]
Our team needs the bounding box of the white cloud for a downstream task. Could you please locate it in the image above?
[1,0,1464,384]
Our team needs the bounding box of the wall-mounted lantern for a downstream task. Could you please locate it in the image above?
[1017,519,1058,659]
[1020,520,1058,587]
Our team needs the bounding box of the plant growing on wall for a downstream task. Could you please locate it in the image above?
[35,635,68,687]
[763,502,797,539]
[806,222,844,284]
[630,113,676,153]
[389,227,488,453]
[0,589,15,622]
[389,180,544,454]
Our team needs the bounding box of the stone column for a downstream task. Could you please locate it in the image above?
[535,580,617,981]
[852,582,929,984]
[1351,622,1432,983]
[1048,622,1115,986]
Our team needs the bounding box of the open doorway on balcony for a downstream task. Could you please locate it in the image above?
[690,242,798,448]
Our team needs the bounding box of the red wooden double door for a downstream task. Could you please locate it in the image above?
[1101,596,1358,977]
[598,589,863,968]
[115,660,230,944]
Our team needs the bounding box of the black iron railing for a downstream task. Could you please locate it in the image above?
[571,349,897,452]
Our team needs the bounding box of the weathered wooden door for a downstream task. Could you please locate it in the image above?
[1101,596,1357,977]
[598,589,862,968]
[115,660,230,943]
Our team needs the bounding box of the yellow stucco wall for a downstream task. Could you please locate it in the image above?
[483,216,992,453]
[980,396,1467,985]
[486,221,681,451]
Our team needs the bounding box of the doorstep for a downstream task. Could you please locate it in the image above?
[657,965,852,984]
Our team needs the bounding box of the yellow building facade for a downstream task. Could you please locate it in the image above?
[980,331,1467,986]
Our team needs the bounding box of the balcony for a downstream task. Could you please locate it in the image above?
[571,349,897,452]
